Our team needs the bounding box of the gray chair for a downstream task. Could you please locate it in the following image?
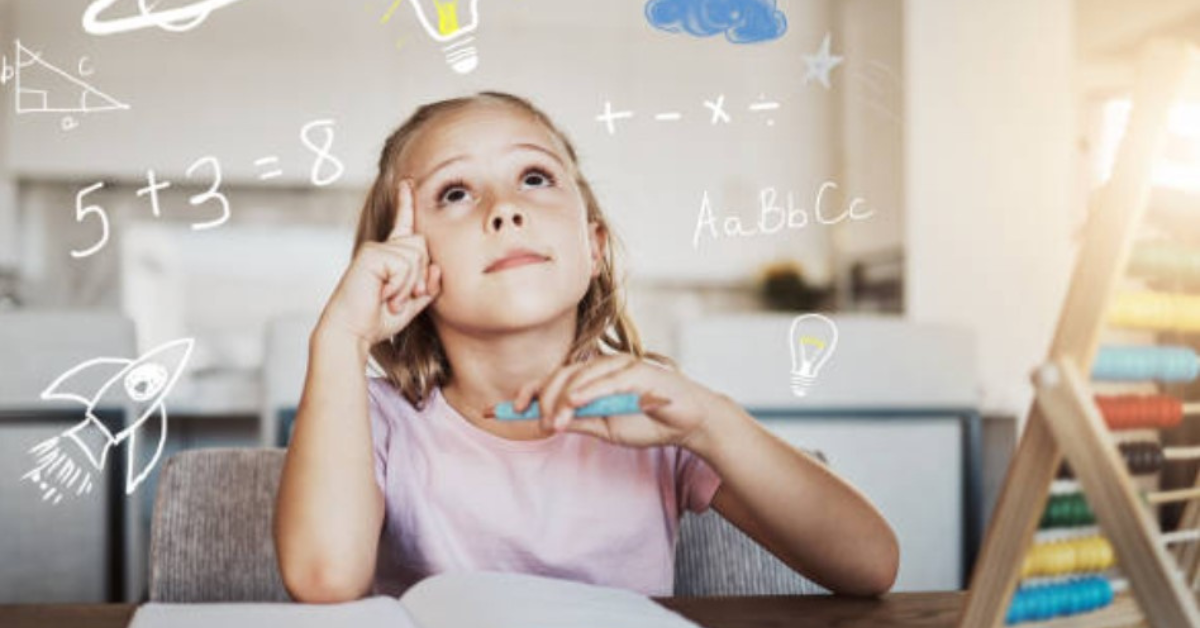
[148,448,824,602]
[673,451,829,597]
[149,449,290,602]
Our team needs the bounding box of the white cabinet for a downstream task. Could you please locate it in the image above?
[678,314,980,591]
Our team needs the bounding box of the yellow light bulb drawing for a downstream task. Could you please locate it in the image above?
[788,314,838,397]
[435,0,460,35]
[408,0,480,74]
[800,336,826,350]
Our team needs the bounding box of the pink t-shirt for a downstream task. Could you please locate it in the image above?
[366,378,723,597]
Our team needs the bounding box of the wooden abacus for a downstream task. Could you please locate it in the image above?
[959,40,1200,627]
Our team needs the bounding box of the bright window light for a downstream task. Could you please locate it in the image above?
[1099,99,1200,193]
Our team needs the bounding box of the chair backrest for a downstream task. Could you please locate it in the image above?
[674,510,828,596]
[149,448,290,602]
[149,448,825,601]
[673,449,830,596]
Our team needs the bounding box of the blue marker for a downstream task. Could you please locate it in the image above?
[487,392,665,421]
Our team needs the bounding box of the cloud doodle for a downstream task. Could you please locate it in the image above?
[644,0,787,44]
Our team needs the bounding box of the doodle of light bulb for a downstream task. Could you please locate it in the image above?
[788,314,838,397]
[408,0,481,74]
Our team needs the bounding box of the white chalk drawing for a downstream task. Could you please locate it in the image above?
[748,94,779,126]
[185,156,231,231]
[0,41,129,131]
[69,120,342,258]
[704,93,732,125]
[803,33,843,90]
[136,170,170,218]
[254,156,283,181]
[300,119,346,186]
[82,0,248,35]
[595,94,788,134]
[72,182,110,259]
[21,339,194,504]
[850,59,903,125]
[405,0,481,74]
[596,100,634,135]
[593,34,842,135]
[693,182,876,248]
[788,314,837,397]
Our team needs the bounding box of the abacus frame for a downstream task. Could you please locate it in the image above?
[959,40,1200,628]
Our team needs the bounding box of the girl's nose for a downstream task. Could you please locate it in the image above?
[487,203,526,233]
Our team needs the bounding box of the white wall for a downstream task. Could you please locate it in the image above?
[6,0,844,284]
[904,0,1076,417]
[836,0,905,260]
[0,0,15,270]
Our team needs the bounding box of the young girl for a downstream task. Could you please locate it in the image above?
[274,92,899,603]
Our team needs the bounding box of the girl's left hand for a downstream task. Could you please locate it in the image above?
[510,355,726,450]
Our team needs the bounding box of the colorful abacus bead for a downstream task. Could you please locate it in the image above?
[1109,291,1200,333]
[1060,442,1171,477]
[1094,394,1183,430]
[1118,441,1166,475]
[1005,577,1115,624]
[1128,242,1200,286]
[1021,537,1115,578]
[1040,493,1096,529]
[1092,345,1199,383]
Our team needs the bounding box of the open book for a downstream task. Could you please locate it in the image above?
[129,571,700,628]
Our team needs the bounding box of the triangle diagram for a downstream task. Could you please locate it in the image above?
[13,40,129,115]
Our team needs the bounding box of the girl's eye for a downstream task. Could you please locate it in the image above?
[437,180,472,206]
[520,168,555,190]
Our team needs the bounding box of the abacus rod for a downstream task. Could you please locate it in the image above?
[1161,528,1200,546]
[1051,483,1200,506]
[1147,487,1200,506]
[1164,446,1200,461]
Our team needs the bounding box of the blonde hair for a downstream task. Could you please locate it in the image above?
[354,92,669,409]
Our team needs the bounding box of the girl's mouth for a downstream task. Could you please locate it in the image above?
[485,249,550,273]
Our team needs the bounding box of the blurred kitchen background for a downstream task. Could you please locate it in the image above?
[2,0,1198,606]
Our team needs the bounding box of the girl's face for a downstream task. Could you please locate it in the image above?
[399,103,605,335]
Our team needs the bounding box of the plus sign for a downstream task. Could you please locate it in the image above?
[136,169,171,218]
[704,94,732,125]
[595,100,634,135]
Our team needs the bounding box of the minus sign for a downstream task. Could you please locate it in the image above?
[654,113,682,121]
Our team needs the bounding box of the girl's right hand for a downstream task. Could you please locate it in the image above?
[316,179,442,349]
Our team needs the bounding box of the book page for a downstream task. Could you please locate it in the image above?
[128,596,417,628]
[399,571,699,628]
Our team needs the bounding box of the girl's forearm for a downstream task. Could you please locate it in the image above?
[686,395,899,595]
[274,324,384,602]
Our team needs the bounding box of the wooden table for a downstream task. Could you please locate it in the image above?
[0,593,966,628]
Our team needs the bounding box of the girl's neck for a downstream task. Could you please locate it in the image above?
[436,311,577,434]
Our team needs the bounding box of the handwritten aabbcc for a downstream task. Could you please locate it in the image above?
[693,182,875,248]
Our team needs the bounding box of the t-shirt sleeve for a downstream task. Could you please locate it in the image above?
[676,447,722,514]
[365,378,392,494]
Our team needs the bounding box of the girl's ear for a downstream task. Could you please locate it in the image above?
[588,221,608,278]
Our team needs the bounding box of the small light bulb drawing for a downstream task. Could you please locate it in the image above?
[788,314,838,397]
[408,0,480,74]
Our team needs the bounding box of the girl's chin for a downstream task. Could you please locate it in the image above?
[483,301,574,329]
[435,296,578,333]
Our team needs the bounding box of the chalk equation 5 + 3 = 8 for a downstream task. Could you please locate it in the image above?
[69,119,345,259]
